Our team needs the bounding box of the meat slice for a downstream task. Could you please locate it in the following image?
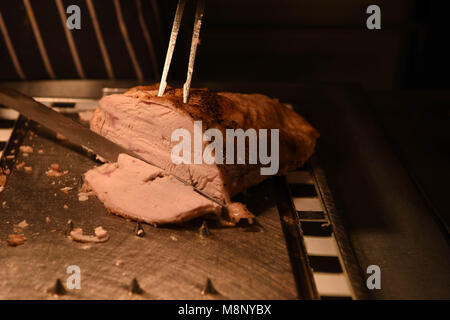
[84,154,221,224]
[90,84,319,205]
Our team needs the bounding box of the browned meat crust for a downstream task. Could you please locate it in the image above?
[123,84,319,197]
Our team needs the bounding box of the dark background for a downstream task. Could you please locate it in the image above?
[0,0,449,89]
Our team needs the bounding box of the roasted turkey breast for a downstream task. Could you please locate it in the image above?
[85,84,319,224]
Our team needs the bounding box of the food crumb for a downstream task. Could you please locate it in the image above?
[78,110,94,122]
[56,133,67,141]
[63,205,69,210]
[6,155,15,160]
[45,217,51,224]
[24,166,32,173]
[38,149,44,154]
[46,163,68,177]
[69,227,109,243]
[94,226,108,239]
[78,194,89,201]
[20,146,33,153]
[115,260,124,266]
[16,162,26,170]
[170,235,178,241]
[7,234,27,246]
[0,174,6,187]
[16,220,29,229]
[60,187,73,194]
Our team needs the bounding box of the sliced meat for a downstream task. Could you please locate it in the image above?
[84,154,221,224]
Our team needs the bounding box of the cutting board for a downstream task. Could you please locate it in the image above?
[0,118,298,299]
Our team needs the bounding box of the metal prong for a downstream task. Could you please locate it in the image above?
[201,277,218,295]
[158,0,186,97]
[183,0,205,104]
[128,277,144,295]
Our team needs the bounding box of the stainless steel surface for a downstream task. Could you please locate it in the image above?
[0,121,298,299]
[0,87,226,208]
[2,80,449,298]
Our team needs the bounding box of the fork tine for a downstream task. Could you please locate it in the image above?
[183,0,205,104]
[158,0,186,97]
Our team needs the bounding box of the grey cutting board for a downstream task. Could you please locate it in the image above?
[0,120,298,299]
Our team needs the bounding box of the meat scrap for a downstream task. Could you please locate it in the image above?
[19,146,33,153]
[56,133,68,141]
[78,193,90,201]
[46,163,69,177]
[69,226,109,243]
[0,173,7,188]
[60,187,73,194]
[227,202,255,225]
[13,220,29,234]
[7,234,27,247]
[78,110,94,122]
[16,162,26,171]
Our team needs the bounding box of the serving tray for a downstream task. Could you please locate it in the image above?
[0,92,363,299]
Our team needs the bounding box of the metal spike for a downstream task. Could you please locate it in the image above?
[78,175,84,188]
[199,220,210,239]
[201,277,218,295]
[134,221,145,238]
[129,277,144,295]
[47,278,66,295]
[64,219,73,236]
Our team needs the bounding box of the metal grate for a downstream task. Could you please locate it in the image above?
[286,168,355,299]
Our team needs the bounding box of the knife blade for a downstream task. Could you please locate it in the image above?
[0,87,226,208]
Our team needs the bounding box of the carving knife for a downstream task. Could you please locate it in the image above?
[0,87,226,208]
